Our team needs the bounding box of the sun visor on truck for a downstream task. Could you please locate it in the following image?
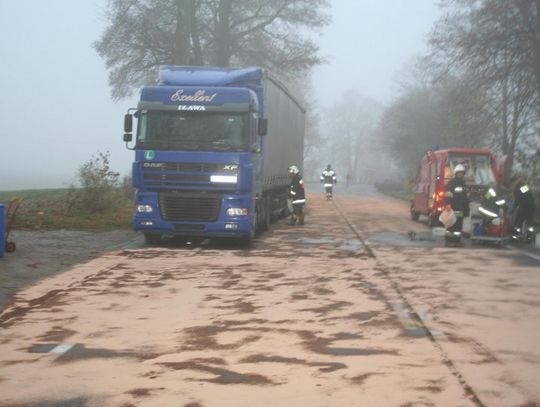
[139,86,255,112]
[158,66,264,88]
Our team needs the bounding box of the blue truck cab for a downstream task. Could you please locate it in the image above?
[123,66,305,244]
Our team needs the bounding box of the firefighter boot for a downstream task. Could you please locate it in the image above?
[298,213,304,225]
[289,214,297,225]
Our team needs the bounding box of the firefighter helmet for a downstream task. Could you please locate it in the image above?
[453,164,466,175]
[288,165,299,174]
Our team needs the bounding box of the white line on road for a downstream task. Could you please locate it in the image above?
[49,344,75,354]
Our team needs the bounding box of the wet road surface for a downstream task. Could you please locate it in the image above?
[0,186,539,407]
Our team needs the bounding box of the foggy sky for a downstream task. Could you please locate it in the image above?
[0,1,439,191]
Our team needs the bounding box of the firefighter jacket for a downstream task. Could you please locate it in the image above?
[444,177,470,217]
[290,173,306,205]
[479,186,508,219]
[513,181,535,208]
[320,169,337,187]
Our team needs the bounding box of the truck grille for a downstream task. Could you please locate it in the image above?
[141,162,236,190]
[144,162,222,172]
[159,192,221,222]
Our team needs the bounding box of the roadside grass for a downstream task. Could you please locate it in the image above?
[375,181,411,202]
[0,188,132,231]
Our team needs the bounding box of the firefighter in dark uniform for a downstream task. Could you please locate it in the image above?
[320,164,337,200]
[288,165,306,225]
[444,164,470,246]
[510,174,535,240]
[478,185,509,232]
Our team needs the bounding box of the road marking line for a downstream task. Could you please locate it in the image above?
[50,344,75,354]
[415,311,444,337]
[390,303,445,337]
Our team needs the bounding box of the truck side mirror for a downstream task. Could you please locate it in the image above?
[123,133,133,142]
[124,114,133,133]
[258,118,268,136]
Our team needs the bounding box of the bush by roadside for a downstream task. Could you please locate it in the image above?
[0,188,132,231]
[1,152,133,231]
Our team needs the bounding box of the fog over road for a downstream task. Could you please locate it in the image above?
[0,188,539,407]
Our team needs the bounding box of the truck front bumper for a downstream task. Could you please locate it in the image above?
[134,216,253,238]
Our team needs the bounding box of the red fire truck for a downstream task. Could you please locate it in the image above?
[410,148,500,226]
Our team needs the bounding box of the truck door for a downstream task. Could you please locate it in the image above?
[251,112,263,194]
[428,160,436,212]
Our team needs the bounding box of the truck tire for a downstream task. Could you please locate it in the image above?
[410,202,420,221]
[239,224,255,247]
[144,233,162,245]
[282,194,292,218]
[259,196,271,231]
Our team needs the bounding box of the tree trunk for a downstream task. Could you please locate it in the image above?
[190,0,203,65]
[213,0,233,66]
[500,48,510,156]
[533,0,540,113]
[174,0,193,65]
[517,0,540,113]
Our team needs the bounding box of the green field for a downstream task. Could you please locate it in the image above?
[0,188,132,231]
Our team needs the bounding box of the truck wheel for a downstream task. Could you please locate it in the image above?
[239,235,253,247]
[144,233,162,245]
[410,202,420,221]
[259,196,271,231]
[239,225,255,247]
[283,195,292,218]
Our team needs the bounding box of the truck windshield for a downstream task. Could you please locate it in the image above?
[136,110,249,151]
[444,154,496,185]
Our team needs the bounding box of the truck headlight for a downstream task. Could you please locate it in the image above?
[136,204,153,213]
[227,207,248,216]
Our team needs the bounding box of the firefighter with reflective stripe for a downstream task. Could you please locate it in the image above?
[288,165,306,225]
[443,164,470,246]
[478,185,509,235]
[479,186,508,220]
[510,174,535,240]
[320,164,337,200]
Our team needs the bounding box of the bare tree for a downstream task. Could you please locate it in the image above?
[377,58,493,178]
[301,85,324,181]
[514,0,540,111]
[428,0,539,182]
[377,86,443,178]
[323,90,382,183]
[94,0,330,99]
[174,0,194,65]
